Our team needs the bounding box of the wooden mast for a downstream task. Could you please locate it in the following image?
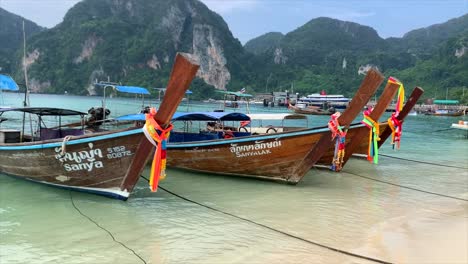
[289,68,385,182]
[336,79,401,170]
[21,20,32,142]
[377,87,424,148]
[121,53,200,192]
[22,21,30,106]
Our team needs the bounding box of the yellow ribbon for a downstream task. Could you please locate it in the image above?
[361,113,380,164]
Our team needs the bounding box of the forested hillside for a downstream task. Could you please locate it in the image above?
[2,1,467,102]
[12,0,250,99]
[244,15,468,103]
[0,8,43,74]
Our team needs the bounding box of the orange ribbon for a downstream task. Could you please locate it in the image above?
[142,108,173,192]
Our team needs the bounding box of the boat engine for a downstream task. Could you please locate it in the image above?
[87,107,111,128]
[140,106,151,114]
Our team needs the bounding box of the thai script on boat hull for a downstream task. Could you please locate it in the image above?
[230,139,282,158]
[54,143,104,172]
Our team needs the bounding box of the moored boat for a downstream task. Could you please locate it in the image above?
[289,103,336,115]
[425,109,465,116]
[0,53,200,200]
[451,120,468,130]
[451,120,468,138]
[119,69,386,183]
[0,109,147,199]
[327,87,424,167]
[297,92,350,109]
[290,76,401,177]
[166,122,380,182]
[115,70,386,184]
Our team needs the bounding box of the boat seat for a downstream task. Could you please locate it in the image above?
[40,128,60,140]
[0,129,21,143]
[59,129,84,137]
[40,128,84,140]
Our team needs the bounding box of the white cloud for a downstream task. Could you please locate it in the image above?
[200,0,260,14]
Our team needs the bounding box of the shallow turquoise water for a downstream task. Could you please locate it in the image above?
[1,92,467,263]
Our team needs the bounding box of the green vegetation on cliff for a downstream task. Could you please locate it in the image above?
[0,8,43,74]
[16,0,248,99]
[244,32,284,55]
[2,1,467,102]
[243,16,467,102]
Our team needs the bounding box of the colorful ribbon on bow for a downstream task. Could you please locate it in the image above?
[142,108,173,192]
[387,77,405,150]
[388,113,403,149]
[328,112,347,171]
[388,77,405,114]
[361,109,380,164]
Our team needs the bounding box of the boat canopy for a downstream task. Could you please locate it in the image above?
[0,107,87,116]
[115,112,251,122]
[95,82,150,95]
[0,74,19,91]
[115,85,150,95]
[172,112,250,121]
[433,100,459,105]
[247,113,307,120]
[216,90,253,97]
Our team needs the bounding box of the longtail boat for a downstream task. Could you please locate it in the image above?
[0,53,200,200]
[163,69,385,183]
[315,86,424,169]
[424,109,464,117]
[288,104,336,116]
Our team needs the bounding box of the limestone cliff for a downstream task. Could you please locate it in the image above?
[18,0,245,95]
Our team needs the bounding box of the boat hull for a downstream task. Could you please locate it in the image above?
[293,108,334,115]
[425,110,465,116]
[166,124,368,183]
[0,129,146,200]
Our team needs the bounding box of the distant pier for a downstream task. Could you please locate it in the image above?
[375,103,467,114]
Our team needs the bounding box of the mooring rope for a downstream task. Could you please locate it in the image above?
[69,192,147,264]
[344,171,468,202]
[428,128,453,133]
[379,154,468,170]
[140,176,392,264]
[61,135,73,155]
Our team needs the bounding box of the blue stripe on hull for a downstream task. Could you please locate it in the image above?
[0,129,142,151]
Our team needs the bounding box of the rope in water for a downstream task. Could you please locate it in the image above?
[429,128,454,133]
[343,171,468,202]
[69,192,147,264]
[379,154,468,170]
[139,177,393,264]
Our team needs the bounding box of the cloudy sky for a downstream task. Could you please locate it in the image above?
[1,0,467,44]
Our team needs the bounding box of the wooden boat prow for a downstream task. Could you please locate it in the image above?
[290,69,386,180]
[322,87,425,166]
[0,53,200,200]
